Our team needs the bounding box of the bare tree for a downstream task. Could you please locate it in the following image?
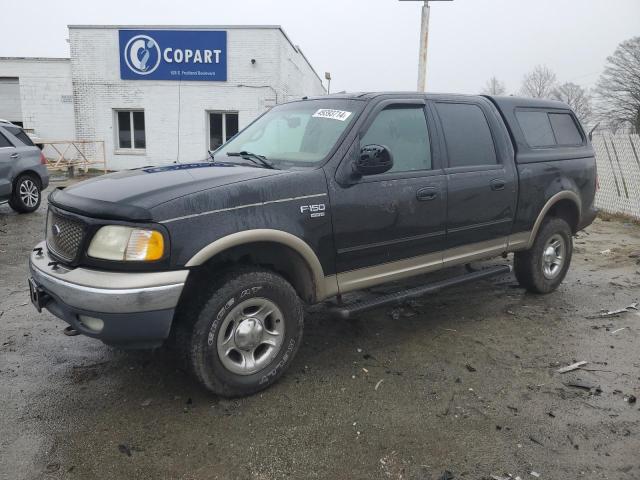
[520,65,557,98]
[481,76,506,95]
[551,82,592,124]
[595,36,640,133]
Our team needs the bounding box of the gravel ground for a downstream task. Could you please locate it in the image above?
[1,185,639,480]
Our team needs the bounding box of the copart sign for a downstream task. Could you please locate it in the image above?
[119,29,227,81]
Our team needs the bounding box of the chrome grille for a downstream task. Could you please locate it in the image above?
[46,209,85,262]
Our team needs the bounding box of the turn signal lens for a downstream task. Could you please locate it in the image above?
[88,226,165,262]
[125,229,164,261]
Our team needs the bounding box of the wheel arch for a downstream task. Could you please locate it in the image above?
[185,230,336,303]
[14,169,43,188]
[527,191,581,248]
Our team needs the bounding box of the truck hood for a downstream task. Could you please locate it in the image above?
[49,162,285,222]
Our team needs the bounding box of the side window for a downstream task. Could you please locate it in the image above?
[516,110,555,147]
[360,106,431,173]
[435,103,497,167]
[549,113,583,145]
[5,126,34,146]
[0,132,12,148]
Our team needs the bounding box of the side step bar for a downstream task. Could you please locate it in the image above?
[328,264,512,320]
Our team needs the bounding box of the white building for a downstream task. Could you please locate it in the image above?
[0,25,326,170]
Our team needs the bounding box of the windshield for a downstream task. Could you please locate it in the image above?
[215,99,363,169]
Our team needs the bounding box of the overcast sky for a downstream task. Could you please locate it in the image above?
[1,0,638,94]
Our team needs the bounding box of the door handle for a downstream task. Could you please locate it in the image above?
[10,153,19,159]
[490,179,506,191]
[416,187,438,201]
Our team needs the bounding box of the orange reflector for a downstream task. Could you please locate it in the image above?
[125,229,164,261]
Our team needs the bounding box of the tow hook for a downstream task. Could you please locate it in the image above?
[63,326,79,336]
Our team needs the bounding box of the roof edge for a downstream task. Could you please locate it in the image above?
[68,24,283,30]
[67,24,325,89]
[0,57,70,62]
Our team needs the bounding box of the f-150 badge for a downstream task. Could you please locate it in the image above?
[300,204,326,218]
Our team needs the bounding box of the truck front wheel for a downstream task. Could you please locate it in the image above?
[514,217,573,294]
[177,268,304,397]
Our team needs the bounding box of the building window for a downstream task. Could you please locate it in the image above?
[116,110,146,150]
[209,112,239,151]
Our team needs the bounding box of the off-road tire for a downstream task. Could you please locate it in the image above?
[514,217,573,294]
[175,267,304,397]
[9,173,41,213]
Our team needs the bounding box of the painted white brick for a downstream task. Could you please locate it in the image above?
[69,26,326,170]
[0,26,325,171]
[0,58,75,141]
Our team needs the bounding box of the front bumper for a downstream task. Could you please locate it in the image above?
[29,241,189,348]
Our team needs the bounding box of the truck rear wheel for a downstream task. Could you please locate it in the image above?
[176,268,304,397]
[514,217,573,294]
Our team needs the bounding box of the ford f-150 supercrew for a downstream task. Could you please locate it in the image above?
[28,93,597,396]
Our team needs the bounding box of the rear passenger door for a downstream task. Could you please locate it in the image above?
[432,99,517,253]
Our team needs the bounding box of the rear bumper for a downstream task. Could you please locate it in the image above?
[29,241,188,348]
[32,163,49,190]
[578,205,598,231]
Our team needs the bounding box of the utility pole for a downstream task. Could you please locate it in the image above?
[400,0,452,92]
[417,1,430,92]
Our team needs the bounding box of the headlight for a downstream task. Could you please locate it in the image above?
[87,226,165,261]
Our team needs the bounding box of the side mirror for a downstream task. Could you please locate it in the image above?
[354,144,393,176]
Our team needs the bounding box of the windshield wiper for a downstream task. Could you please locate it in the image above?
[207,150,216,162]
[226,151,277,169]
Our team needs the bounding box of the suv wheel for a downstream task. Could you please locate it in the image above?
[514,217,573,293]
[176,268,304,397]
[9,173,41,213]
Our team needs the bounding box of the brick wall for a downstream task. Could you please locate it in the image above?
[69,26,326,170]
[0,58,75,141]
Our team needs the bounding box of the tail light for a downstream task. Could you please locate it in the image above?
[40,152,47,165]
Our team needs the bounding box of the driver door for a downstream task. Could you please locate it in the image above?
[328,99,447,292]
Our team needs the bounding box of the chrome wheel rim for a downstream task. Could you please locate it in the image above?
[19,179,39,207]
[542,233,565,279]
[216,297,285,376]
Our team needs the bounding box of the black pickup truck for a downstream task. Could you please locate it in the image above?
[28,93,597,396]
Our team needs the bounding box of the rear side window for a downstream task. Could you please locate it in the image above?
[435,102,497,167]
[5,125,34,146]
[549,113,582,145]
[516,111,555,147]
[0,132,12,148]
[516,109,584,148]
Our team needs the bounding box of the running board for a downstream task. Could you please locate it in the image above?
[328,264,512,320]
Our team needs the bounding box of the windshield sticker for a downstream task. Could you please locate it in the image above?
[312,109,352,121]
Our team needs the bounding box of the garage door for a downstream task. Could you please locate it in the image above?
[0,77,22,124]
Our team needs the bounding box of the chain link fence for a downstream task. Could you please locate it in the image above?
[592,134,640,221]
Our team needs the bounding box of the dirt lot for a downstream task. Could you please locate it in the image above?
[1,185,639,480]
